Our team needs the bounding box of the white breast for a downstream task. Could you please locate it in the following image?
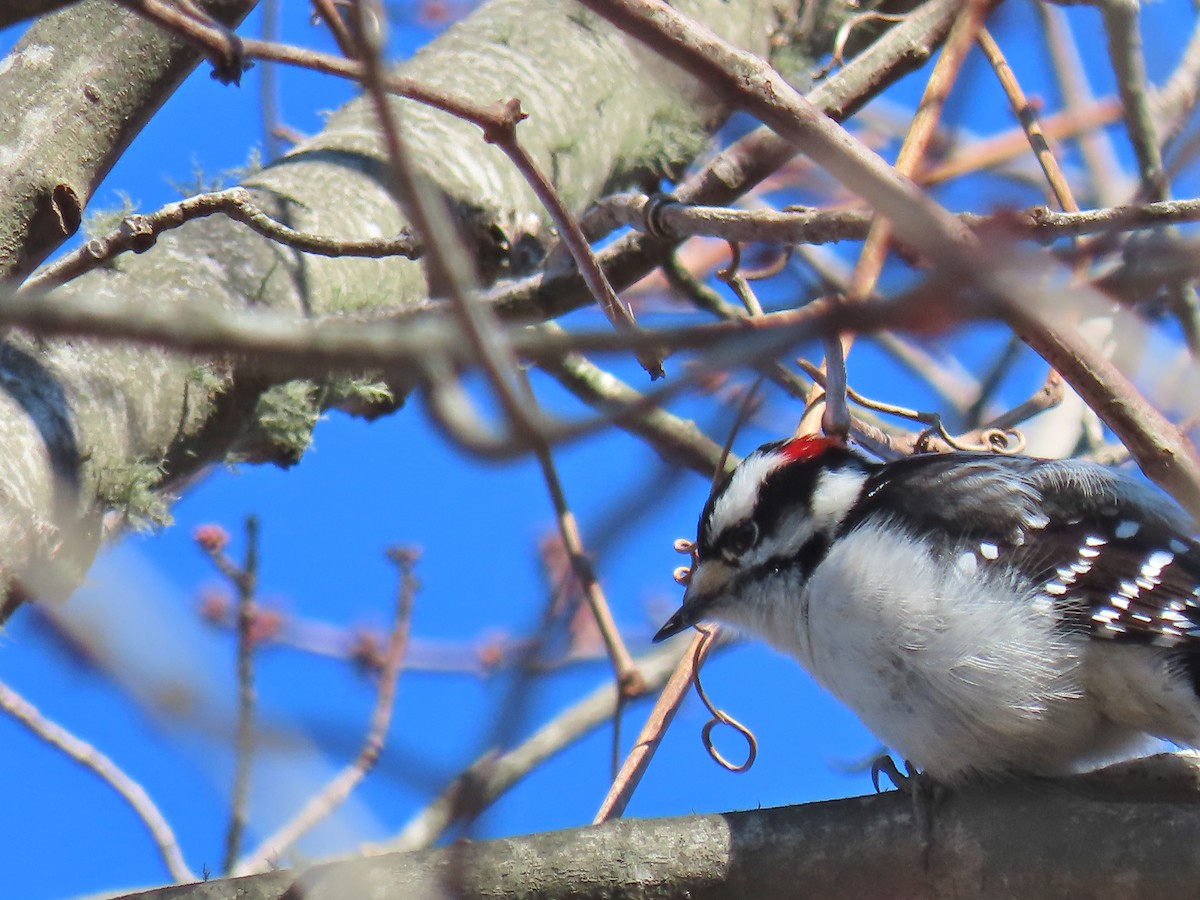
[761,521,1159,781]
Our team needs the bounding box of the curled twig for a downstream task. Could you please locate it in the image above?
[673,538,697,586]
[691,629,757,773]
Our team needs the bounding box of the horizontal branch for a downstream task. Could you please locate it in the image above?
[0,283,942,382]
[118,753,1200,900]
[21,187,422,294]
[603,194,1200,246]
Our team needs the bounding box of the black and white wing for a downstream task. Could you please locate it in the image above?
[842,452,1200,653]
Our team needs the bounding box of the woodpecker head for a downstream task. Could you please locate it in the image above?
[654,435,872,642]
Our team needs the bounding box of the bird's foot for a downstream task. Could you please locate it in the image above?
[871,754,920,794]
[870,754,942,870]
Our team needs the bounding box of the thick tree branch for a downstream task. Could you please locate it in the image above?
[484,0,963,321]
[118,755,1200,900]
[0,0,258,279]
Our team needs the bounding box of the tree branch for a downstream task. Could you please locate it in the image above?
[116,755,1200,900]
[0,0,258,278]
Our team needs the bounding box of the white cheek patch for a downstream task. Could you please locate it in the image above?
[809,468,868,530]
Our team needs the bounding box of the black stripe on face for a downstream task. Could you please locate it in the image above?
[726,532,832,600]
[775,532,830,581]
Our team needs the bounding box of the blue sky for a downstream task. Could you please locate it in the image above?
[2,2,1199,897]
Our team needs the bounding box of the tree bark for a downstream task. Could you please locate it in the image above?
[115,755,1200,900]
[0,0,259,279]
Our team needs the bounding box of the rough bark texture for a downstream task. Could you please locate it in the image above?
[0,0,259,279]
[114,756,1200,899]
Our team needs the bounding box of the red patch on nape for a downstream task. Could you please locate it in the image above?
[779,434,840,462]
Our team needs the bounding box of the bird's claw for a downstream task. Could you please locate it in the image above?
[871,754,919,793]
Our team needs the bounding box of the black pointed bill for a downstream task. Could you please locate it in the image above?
[652,605,698,643]
[653,560,731,642]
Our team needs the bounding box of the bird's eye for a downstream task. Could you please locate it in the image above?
[724,520,760,559]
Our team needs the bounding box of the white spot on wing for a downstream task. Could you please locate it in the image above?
[1146,550,1175,571]
[955,552,977,576]
[979,542,999,560]
[1115,520,1139,539]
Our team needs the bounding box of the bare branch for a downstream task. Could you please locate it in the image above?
[21,187,422,295]
[594,630,715,823]
[0,0,258,278]
[0,679,194,883]
[386,639,691,853]
[234,546,419,875]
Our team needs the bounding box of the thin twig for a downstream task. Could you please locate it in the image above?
[1092,0,1166,200]
[593,629,716,823]
[1155,16,1200,153]
[528,407,644,694]
[963,333,1023,429]
[494,125,664,379]
[850,0,991,298]
[310,0,359,60]
[920,96,1123,189]
[20,187,421,295]
[535,338,728,475]
[975,27,1076,438]
[870,332,979,416]
[116,0,505,125]
[820,334,850,439]
[977,29,1078,214]
[384,639,691,852]
[1036,3,1126,206]
[222,516,260,875]
[350,0,554,455]
[0,680,195,883]
[234,545,419,875]
[259,0,283,161]
[608,194,1200,248]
